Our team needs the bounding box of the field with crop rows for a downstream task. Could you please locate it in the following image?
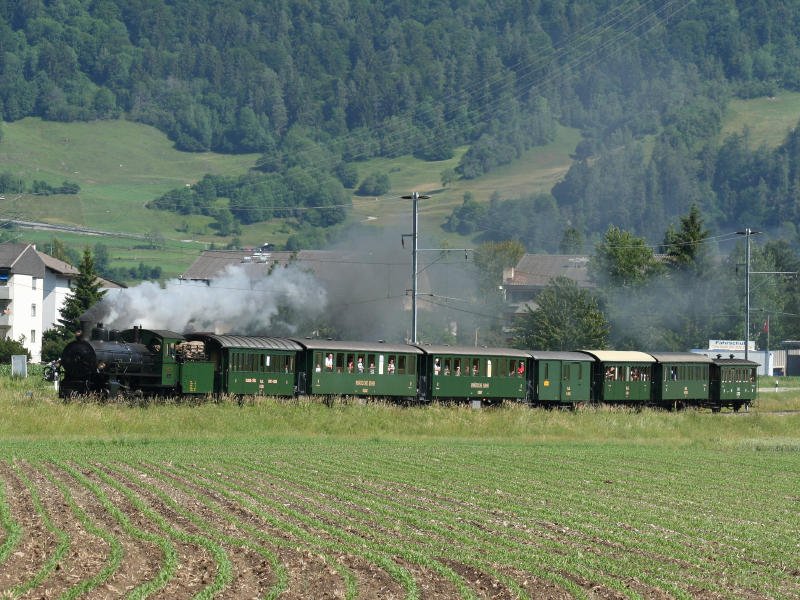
[1,371,799,599]
[1,431,799,599]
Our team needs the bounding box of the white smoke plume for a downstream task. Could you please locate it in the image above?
[90,263,327,335]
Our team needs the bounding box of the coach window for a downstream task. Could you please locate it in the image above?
[472,358,480,376]
[334,353,343,373]
[454,358,462,376]
[562,364,569,380]
[443,358,451,375]
[497,359,507,378]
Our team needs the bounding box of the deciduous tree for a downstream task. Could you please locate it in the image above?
[511,277,609,351]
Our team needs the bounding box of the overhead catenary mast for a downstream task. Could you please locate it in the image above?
[401,192,430,344]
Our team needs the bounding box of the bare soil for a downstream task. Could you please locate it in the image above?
[0,459,788,599]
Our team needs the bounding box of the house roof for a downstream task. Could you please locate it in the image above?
[0,243,32,268]
[37,251,79,276]
[0,243,125,288]
[181,250,364,281]
[504,254,592,289]
[181,248,422,303]
[0,243,44,276]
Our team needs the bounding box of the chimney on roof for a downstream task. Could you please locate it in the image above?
[502,266,514,282]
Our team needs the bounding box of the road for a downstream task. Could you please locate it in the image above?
[7,219,145,239]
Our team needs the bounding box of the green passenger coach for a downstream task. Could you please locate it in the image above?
[295,339,423,400]
[650,352,712,409]
[529,351,595,406]
[581,350,656,405]
[709,356,758,412]
[186,334,302,397]
[416,345,530,403]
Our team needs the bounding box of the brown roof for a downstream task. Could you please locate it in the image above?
[504,254,592,289]
[181,249,373,281]
[37,251,80,276]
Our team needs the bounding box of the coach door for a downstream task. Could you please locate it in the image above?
[537,360,561,402]
[563,360,590,402]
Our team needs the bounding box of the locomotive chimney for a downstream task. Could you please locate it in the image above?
[133,325,142,343]
[79,319,94,340]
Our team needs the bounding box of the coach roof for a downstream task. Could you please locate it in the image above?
[187,333,303,351]
[579,350,656,363]
[414,344,531,357]
[293,339,423,354]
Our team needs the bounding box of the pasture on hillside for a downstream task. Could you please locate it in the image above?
[1,373,799,599]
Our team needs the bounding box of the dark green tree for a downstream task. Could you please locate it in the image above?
[0,337,30,362]
[511,277,609,351]
[56,248,106,337]
[356,172,390,196]
[590,226,663,289]
[472,240,525,296]
[661,204,711,273]
[559,227,585,254]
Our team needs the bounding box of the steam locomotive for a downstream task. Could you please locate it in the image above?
[54,323,758,411]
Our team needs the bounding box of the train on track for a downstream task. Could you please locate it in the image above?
[53,323,758,411]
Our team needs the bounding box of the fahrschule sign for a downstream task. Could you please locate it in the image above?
[708,340,756,351]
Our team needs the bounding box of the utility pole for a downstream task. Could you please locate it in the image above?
[737,228,755,360]
[402,192,429,344]
[736,228,795,364]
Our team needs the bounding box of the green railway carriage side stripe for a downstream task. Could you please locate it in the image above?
[41,464,124,600]
[86,463,233,600]
[0,475,23,564]
[60,461,178,600]
[10,462,70,598]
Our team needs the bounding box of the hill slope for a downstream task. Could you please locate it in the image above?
[3,91,800,277]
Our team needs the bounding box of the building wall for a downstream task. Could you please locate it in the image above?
[1,273,45,362]
[0,271,73,363]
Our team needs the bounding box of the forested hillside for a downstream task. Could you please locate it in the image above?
[3,0,800,244]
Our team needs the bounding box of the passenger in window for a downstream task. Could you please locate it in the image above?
[369,362,375,374]
[517,362,525,376]
[348,360,354,373]
[434,358,441,375]
[357,357,364,373]
[472,364,478,376]
[387,358,395,374]
[455,365,461,376]
[325,353,334,371]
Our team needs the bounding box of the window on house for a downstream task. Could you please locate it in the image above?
[32,278,37,290]
[30,330,36,343]
[31,304,36,317]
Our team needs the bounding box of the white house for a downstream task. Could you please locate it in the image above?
[0,243,122,362]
